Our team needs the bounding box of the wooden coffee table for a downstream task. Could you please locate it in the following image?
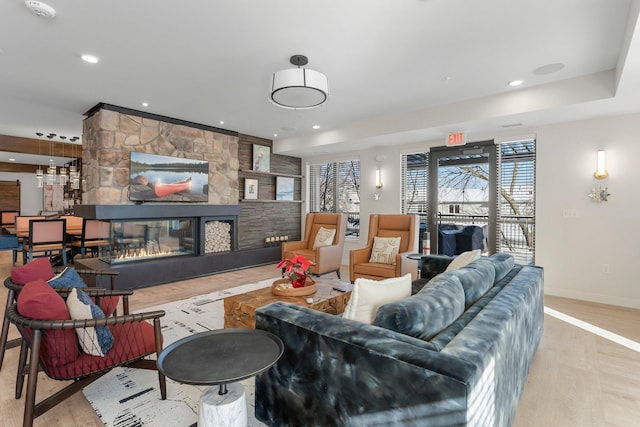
[223,278,353,328]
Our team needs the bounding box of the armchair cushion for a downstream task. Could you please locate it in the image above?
[369,236,401,265]
[17,279,78,367]
[11,258,54,285]
[312,227,336,249]
[343,273,412,324]
[62,321,158,377]
[67,288,114,356]
[48,267,87,289]
[48,267,119,316]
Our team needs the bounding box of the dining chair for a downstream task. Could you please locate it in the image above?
[12,216,45,266]
[70,218,111,259]
[60,215,84,235]
[21,219,67,266]
[1,211,20,229]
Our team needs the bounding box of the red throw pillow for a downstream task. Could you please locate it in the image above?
[11,258,54,285]
[17,279,79,367]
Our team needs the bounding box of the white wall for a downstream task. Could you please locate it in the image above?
[0,172,43,215]
[535,114,640,308]
[303,112,640,309]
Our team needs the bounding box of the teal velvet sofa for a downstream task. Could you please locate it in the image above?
[255,253,544,426]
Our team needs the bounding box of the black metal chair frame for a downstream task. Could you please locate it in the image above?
[6,301,166,427]
[0,268,119,371]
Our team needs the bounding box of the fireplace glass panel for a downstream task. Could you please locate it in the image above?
[101,218,195,264]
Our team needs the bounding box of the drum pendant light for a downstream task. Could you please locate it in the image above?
[270,55,329,110]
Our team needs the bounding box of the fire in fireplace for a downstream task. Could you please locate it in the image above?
[99,218,196,265]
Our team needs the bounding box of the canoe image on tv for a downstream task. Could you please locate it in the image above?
[129,152,209,202]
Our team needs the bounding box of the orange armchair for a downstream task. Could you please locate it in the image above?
[281,213,347,279]
[349,214,419,283]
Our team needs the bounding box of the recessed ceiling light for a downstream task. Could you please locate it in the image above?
[509,80,523,87]
[273,133,278,137]
[141,102,149,107]
[219,121,224,125]
[533,63,565,75]
[312,125,320,129]
[81,54,99,64]
[24,1,56,19]
[9,158,15,162]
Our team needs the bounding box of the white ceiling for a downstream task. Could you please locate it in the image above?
[1,0,639,161]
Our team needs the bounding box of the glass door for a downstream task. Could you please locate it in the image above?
[427,141,497,256]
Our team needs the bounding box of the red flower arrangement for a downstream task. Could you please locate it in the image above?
[277,254,314,288]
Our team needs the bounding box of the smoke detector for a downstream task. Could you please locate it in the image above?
[24,1,56,19]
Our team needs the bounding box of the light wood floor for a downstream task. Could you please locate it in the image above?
[0,250,638,427]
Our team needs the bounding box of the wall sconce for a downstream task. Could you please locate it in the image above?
[594,150,608,179]
[375,168,383,189]
[589,150,610,202]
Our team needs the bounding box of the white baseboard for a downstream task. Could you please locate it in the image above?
[544,286,640,310]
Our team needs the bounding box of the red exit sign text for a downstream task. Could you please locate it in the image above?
[447,132,466,146]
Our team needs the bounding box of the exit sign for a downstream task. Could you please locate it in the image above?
[447,132,466,146]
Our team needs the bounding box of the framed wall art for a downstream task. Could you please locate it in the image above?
[244,178,258,200]
[253,145,271,172]
[276,176,294,201]
[43,183,64,212]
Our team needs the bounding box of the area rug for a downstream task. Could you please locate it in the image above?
[83,278,278,427]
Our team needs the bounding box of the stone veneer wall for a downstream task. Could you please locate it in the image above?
[82,108,239,205]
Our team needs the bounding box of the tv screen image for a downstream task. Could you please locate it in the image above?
[129,152,209,202]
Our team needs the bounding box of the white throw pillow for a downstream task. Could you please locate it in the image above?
[343,273,412,324]
[312,227,336,249]
[66,288,114,356]
[369,236,401,265]
[445,249,482,272]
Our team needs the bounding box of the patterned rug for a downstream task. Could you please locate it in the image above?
[83,278,277,427]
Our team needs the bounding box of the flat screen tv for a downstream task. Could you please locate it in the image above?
[129,152,209,202]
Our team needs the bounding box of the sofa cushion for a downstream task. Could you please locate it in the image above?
[11,258,54,285]
[369,236,401,265]
[312,227,336,249]
[343,273,412,324]
[374,274,465,341]
[445,249,481,272]
[451,258,496,308]
[487,252,515,282]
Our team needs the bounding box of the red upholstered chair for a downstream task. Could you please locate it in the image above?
[6,279,166,427]
[0,259,120,371]
[281,213,347,279]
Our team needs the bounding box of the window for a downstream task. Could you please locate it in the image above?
[496,140,536,264]
[308,159,361,237]
[401,153,428,222]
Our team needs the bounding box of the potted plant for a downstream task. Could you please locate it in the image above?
[273,255,316,296]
